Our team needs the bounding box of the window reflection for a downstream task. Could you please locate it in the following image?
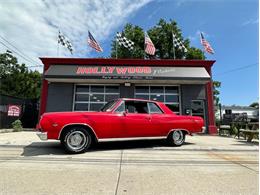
[74,85,119,111]
[135,86,180,114]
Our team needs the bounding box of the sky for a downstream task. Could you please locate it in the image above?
[0,0,258,106]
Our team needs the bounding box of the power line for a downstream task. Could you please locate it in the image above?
[0,35,41,66]
[214,63,258,76]
[0,41,42,67]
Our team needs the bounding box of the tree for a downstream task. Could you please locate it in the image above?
[111,19,205,59]
[111,19,220,105]
[0,51,41,99]
[213,81,221,106]
[249,102,259,109]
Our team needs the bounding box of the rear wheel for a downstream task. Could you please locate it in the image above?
[167,130,185,146]
[62,127,92,154]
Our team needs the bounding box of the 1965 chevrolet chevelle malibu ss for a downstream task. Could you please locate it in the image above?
[37,98,204,153]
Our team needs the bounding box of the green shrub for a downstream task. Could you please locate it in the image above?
[231,125,238,135]
[12,120,23,132]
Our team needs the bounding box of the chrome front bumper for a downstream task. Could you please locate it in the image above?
[202,126,206,133]
[36,132,48,141]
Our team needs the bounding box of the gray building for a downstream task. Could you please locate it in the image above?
[39,58,217,134]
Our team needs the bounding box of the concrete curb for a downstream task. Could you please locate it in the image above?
[0,128,35,133]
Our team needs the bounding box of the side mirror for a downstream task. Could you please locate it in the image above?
[122,109,129,116]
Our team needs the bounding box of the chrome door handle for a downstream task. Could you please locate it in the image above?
[145,117,151,121]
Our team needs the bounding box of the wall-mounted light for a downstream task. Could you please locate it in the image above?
[124,83,131,87]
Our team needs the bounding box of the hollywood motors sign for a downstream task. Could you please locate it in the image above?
[76,66,152,75]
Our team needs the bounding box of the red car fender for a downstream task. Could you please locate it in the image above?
[58,122,98,140]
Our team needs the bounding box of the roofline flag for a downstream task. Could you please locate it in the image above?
[87,31,103,52]
[116,32,134,50]
[58,31,73,55]
[172,32,187,59]
[200,32,214,54]
[144,32,156,56]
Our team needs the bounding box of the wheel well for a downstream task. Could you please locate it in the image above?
[168,129,189,137]
[59,124,98,143]
[181,130,188,136]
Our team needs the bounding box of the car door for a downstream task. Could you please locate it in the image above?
[147,102,168,136]
[91,100,125,139]
[93,112,126,139]
[118,100,154,138]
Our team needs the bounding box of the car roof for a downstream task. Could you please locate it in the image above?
[119,98,159,104]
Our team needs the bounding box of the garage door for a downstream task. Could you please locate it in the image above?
[135,85,181,114]
[73,85,119,111]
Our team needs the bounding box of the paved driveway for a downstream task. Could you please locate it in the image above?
[0,132,258,195]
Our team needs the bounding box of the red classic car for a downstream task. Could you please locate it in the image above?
[37,98,204,153]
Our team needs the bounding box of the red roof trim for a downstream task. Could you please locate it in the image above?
[40,57,215,68]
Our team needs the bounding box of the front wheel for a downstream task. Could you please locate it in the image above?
[62,127,92,154]
[167,130,185,146]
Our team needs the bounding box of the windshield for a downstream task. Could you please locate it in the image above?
[100,100,118,112]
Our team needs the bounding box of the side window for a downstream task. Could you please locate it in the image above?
[125,101,148,114]
[114,102,125,113]
[148,102,163,114]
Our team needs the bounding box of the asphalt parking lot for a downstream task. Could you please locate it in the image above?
[0,132,258,195]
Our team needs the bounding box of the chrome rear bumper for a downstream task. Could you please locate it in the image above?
[36,132,48,141]
[202,126,206,133]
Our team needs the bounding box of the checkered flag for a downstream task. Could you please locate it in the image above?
[66,40,73,54]
[116,32,134,50]
[172,33,187,53]
[58,31,73,54]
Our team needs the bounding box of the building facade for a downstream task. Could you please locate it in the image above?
[39,58,217,134]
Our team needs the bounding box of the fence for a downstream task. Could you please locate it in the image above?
[0,94,39,129]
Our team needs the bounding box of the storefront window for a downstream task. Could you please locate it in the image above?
[150,94,164,102]
[74,85,119,111]
[135,86,149,93]
[106,86,119,93]
[165,104,179,113]
[75,94,89,102]
[90,103,104,111]
[135,85,180,114]
[150,86,163,93]
[90,94,104,102]
[105,94,119,102]
[76,85,89,92]
[165,86,178,94]
[135,94,149,100]
[74,103,89,111]
[165,94,179,102]
[90,86,104,93]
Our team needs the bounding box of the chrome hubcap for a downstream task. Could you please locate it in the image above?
[172,130,183,144]
[67,131,87,150]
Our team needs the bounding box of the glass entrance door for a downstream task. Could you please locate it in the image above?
[191,100,205,120]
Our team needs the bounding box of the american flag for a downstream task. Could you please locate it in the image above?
[145,32,156,55]
[88,31,103,52]
[200,32,214,54]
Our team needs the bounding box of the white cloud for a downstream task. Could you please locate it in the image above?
[188,30,201,44]
[242,18,259,26]
[0,0,152,71]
